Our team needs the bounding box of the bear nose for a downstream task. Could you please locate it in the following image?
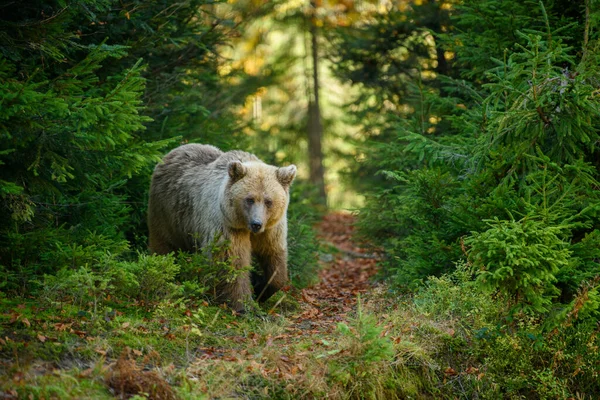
[250,221,262,233]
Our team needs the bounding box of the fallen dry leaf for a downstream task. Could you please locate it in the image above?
[53,322,71,331]
[79,367,94,378]
[301,290,318,305]
[444,367,458,376]
[465,366,479,375]
[9,314,20,324]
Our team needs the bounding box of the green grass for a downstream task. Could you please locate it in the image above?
[1,291,434,399]
[2,264,599,399]
[1,365,113,399]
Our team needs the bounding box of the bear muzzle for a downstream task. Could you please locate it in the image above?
[250,220,263,233]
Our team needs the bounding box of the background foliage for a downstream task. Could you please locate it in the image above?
[334,0,600,310]
[329,1,600,395]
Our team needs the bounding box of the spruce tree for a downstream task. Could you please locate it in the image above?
[332,0,600,315]
[0,0,246,291]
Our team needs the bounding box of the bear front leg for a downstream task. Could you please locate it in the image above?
[252,224,289,302]
[254,251,289,302]
[219,232,253,313]
[148,229,176,255]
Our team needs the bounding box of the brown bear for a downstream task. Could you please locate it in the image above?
[147,144,296,312]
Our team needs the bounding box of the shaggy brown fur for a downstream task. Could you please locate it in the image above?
[148,144,296,312]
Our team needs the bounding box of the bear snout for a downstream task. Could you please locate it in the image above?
[250,221,263,233]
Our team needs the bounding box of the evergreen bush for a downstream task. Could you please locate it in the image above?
[333,0,600,315]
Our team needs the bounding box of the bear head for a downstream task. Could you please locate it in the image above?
[226,161,297,233]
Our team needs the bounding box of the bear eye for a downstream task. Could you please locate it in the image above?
[265,199,273,208]
[245,197,255,205]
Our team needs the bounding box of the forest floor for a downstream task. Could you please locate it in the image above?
[2,214,592,398]
[3,213,428,399]
[279,212,380,349]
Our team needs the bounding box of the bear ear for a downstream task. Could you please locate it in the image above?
[228,161,247,183]
[276,165,297,187]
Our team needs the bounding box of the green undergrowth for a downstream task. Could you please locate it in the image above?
[0,187,323,398]
[3,261,598,399]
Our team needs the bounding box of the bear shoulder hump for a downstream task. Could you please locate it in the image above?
[163,144,224,167]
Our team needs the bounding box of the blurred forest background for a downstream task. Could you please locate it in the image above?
[1,0,600,398]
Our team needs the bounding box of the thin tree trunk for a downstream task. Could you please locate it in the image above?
[307,0,326,204]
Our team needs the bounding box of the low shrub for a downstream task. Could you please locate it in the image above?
[408,267,600,399]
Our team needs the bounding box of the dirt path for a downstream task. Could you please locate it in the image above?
[284,212,379,338]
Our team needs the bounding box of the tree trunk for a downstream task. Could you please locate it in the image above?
[307,0,327,204]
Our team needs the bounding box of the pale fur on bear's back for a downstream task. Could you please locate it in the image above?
[148,144,261,253]
[147,143,296,312]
